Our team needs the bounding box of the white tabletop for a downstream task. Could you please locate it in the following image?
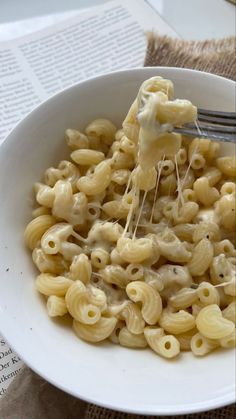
[0,0,235,41]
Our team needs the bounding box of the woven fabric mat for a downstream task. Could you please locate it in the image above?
[1,33,236,419]
[144,33,236,80]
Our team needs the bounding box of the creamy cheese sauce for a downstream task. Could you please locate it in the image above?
[136,76,197,169]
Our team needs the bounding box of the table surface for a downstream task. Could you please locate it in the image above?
[0,0,235,40]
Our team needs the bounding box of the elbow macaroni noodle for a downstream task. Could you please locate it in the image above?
[25,76,236,359]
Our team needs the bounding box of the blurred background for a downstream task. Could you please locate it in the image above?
[0,0,235,40]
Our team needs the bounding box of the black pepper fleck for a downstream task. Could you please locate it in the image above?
[219,274,224,278]
[6,268,9,272]
[173,268,178,274]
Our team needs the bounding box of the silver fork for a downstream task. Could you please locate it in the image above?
[173,108,236,143]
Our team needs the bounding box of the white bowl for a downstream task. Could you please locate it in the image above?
[0,68,235,415]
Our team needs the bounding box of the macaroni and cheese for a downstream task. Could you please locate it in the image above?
[25,76,236,359]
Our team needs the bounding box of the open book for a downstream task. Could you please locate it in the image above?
[0,0,177,396]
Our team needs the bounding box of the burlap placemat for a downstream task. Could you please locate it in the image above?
[144,33,236,80]
[0,33,236,419]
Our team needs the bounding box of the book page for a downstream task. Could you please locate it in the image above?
[0,0,177,395]
[0,0,177,144]
[0,9,88,41]
[0,338,22,398]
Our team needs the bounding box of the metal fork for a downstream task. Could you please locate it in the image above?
[173,108,236,143]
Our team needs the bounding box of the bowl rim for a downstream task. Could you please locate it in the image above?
[0,66,235,153]
[0,66,235,416]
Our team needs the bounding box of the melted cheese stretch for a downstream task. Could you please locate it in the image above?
[122,76,197,235]
[135,76,197,169]
[26,76,236,359]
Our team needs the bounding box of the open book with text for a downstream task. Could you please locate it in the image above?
[0,0,177,396]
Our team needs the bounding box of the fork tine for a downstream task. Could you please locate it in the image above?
[198,114,236,126]
[173,127,236,143]
[173,108,236,143]
[198,108,236,119]
[187,123,236,133]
